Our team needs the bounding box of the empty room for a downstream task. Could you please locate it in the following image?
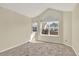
[0,3,79,56]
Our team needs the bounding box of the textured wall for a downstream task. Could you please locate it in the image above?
[0,7,31,52]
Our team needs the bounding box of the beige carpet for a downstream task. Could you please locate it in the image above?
[0,42,76,56]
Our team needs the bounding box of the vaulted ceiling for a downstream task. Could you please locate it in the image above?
[0,3,76,17]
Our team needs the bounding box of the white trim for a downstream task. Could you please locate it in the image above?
[63,43,78,56]
[0,40,77,56]
[40,34,59,37]
[71,46,78,56]
[0,41,28,53]
[40,21,59,37]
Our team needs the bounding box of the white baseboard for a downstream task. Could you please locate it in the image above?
[0,41,78,56]
[71,46,78,56]
[0,41,28,53]
[63,43,78,56]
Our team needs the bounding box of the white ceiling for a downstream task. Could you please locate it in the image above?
[0,3,76,17]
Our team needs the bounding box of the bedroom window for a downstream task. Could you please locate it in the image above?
[32,22,37,32]
[40,21,59,36]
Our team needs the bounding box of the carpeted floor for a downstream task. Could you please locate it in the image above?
[0,42,76,56]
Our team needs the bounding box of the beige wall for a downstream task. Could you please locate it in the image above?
[32,8,72,45]
[63,12,72,46]
[33,8,63,43]
[0,7,31,52]
[72,4,79,55]
[0,5,77,53]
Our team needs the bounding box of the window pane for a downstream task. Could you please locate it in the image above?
[32,22,37,32]
[41,21,59,36]
[41,22,49,35]
[50,21,59,35]
[50,28,58,35]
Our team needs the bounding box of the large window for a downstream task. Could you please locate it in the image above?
[40,21,59,36]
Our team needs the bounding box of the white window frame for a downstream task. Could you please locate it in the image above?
[40,21,59,37]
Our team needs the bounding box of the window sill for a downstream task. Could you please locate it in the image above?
[40,34,59,37]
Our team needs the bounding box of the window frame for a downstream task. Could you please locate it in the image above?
[40,21,59,37]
